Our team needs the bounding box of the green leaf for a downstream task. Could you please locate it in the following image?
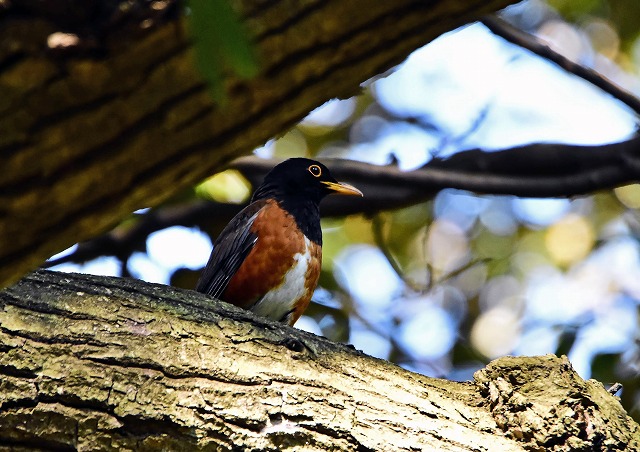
[590,353,619,383]
[188,0,259,100]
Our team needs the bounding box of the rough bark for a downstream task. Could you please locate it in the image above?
[0,270,637,451]
[0,0,517,289]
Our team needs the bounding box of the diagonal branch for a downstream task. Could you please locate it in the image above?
[481,15,640,116]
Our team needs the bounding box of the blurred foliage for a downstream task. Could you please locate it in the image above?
[51,0,640,422]
[187,0,259,101]
[548,0,640,48]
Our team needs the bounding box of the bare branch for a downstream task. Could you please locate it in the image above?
[51,135,640,268]
[481,15,640,116]
[43,201,241,268]
[235,135,640,210]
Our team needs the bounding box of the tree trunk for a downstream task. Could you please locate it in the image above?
[0,0,517,289]
[0,270,637,451]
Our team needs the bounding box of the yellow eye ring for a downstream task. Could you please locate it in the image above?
[308,164,322,177]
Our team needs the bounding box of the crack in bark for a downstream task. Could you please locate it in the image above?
[1,295,110,324]
[0,396,40,412]
[78,354,266,386]
[1,364,243,448]
[300,421,374,452]
[114,413,229,448]
[262,1,429,78]
[250,0,325,41]
[0,326,116,349]
[0,436,76,452]
[0,364,38,379]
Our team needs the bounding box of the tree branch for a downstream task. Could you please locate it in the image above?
[481,15,640,115]
[0,270,637,450]
[43,200,240,269]
[46,135,640,268]
[234,135,640,214]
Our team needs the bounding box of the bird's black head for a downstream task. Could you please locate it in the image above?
[252,158,362,204]
[251,158,362,244]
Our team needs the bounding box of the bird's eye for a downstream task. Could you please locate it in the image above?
[308,164,322,177]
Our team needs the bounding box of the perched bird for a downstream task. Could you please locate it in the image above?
[196,158,363,326]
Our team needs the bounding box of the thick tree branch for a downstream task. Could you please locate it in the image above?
[0,270,637,450]
[0,0,517,288]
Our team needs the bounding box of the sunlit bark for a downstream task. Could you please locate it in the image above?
[1,270,637,450]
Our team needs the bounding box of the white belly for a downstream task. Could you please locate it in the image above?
[251,237,312,322]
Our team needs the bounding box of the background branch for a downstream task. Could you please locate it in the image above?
[46,134,640,268]
[481,15,640,115]
[234,134,640,210]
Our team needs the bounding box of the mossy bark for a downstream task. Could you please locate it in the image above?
[0,0,518,288]
[0,270,637,451]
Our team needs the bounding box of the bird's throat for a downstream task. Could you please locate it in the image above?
[278,198,322,246]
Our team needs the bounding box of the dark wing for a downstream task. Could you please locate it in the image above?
[195,200,266,299]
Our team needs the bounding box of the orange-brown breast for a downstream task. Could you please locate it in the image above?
[222,200,322,325]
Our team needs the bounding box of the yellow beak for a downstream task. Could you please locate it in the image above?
[322,181,363,197]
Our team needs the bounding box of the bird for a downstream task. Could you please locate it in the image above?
[196,158,363,326]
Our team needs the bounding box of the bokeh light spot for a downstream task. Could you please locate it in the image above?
[544,214,594,266]
[426,219,469,277]
[48,244,78,262]
[349,319,392,359]
[614,184,640,209]
[335,245,401,309]
[294,316,323,336]
[434,190,487,232]
[525,264,612,324]
[274,128,308,158]
[479,201,518,236]
[50,256,120,277]
[582,19,619,60]
[398,305,456,360]
[537,20,586,61]
[479,275,522,312]
[513,198,570,226]
[515,326,560,356]
[301,98,357,129]
[197,170,251,204]
[128,252,167,283]
[147,226,213,270]
[470,308,520,358]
